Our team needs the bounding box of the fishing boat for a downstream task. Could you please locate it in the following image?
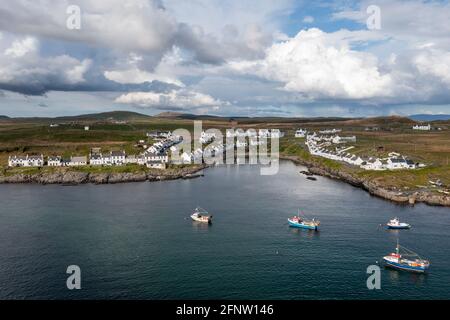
[383,241,430,273]
[386,217,411,229]
[306,176,317,181]
[191,207,212,224]
[288,210,320,230]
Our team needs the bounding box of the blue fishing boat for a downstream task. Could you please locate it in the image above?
[288,210,320,230]
[383,240,430,273]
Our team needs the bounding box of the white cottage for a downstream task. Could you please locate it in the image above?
[110,150,126,165]
[47,156,62,166]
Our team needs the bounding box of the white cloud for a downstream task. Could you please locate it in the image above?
[0,37,92,94]
[104,51,184,86]
[4,37,37,57]
[231,28,393,99]
[303,16,314,24]
[65,58,92,84]
[413,49,450,85]
[115,89,228,109]
[104,67,182,86]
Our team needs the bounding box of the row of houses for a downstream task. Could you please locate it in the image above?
[225,128,285,139]
[412,124,431,131]
[305,133,424,171]
[8,152,168,170]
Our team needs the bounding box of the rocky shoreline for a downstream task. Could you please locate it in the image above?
[0,165,207,185]
[281,155,450,207]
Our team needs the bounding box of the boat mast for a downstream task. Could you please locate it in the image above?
[396,239,399,255]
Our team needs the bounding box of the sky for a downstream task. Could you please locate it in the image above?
[0,0,450,118]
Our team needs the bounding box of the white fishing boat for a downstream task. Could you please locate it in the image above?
[386,217,411,229]
[191,207,212,224]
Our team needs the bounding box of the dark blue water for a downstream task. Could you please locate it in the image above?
[0,161,449,299]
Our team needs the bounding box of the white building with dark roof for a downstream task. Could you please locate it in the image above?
[110,150,126,165]
[8,155,44,167]
[47,156,62,166]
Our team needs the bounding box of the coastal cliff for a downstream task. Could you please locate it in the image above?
[0,165,207,185]
[281,155,450,207]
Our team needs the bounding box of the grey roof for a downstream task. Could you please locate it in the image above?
[71,156,87,162]
[390,158,406,163]
[28,155,43,160]
[111,150,125,157]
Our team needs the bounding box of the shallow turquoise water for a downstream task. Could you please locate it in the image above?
[0,161,449,299]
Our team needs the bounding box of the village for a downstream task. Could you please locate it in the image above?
[296,128,427,171]
[7,122,430,172]
[6,128,286,170]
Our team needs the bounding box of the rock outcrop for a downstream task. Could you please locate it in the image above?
[0,165,207,185]
[282,155,450,207]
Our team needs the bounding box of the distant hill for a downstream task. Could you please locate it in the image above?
[154,112,357,123]
[0,115,9,120]
[409,114,450,121]
[5,111,153,123]
[54,111,152,121]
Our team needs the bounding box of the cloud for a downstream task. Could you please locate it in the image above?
[302,16,314,24]
[115,88,229,109]
[0,0,177,55]
[230,28,393,100]
[333,0,450,50]
[0,37,93,95]
[4,37,37,57]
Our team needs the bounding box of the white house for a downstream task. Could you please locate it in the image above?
[386,158,416,170]
[136,154,146,165]
[332,135,356,144]
[47,156,62,166]
[110,150,126,165]
[295,129,307,138]
[199,131,216,144]
[144,151,169,163]
[319,128,342,134]
[68,156,87,166]
[126,155,137,164]
[89,154,103,166]
[361,158,384,170]
[270,129,285,138]
[147,130,171,139]
[412,124,431,131]
[8,155,44,167]
[146,160,166,170]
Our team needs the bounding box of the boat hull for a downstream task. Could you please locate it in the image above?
[383,258,428,273]
[288,219,318,230]
[387,224,411,229]
[191,215,211,224]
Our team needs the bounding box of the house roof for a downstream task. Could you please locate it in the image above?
[28,155,43,160]
[71,156,87,162]
[111,150,125,157]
